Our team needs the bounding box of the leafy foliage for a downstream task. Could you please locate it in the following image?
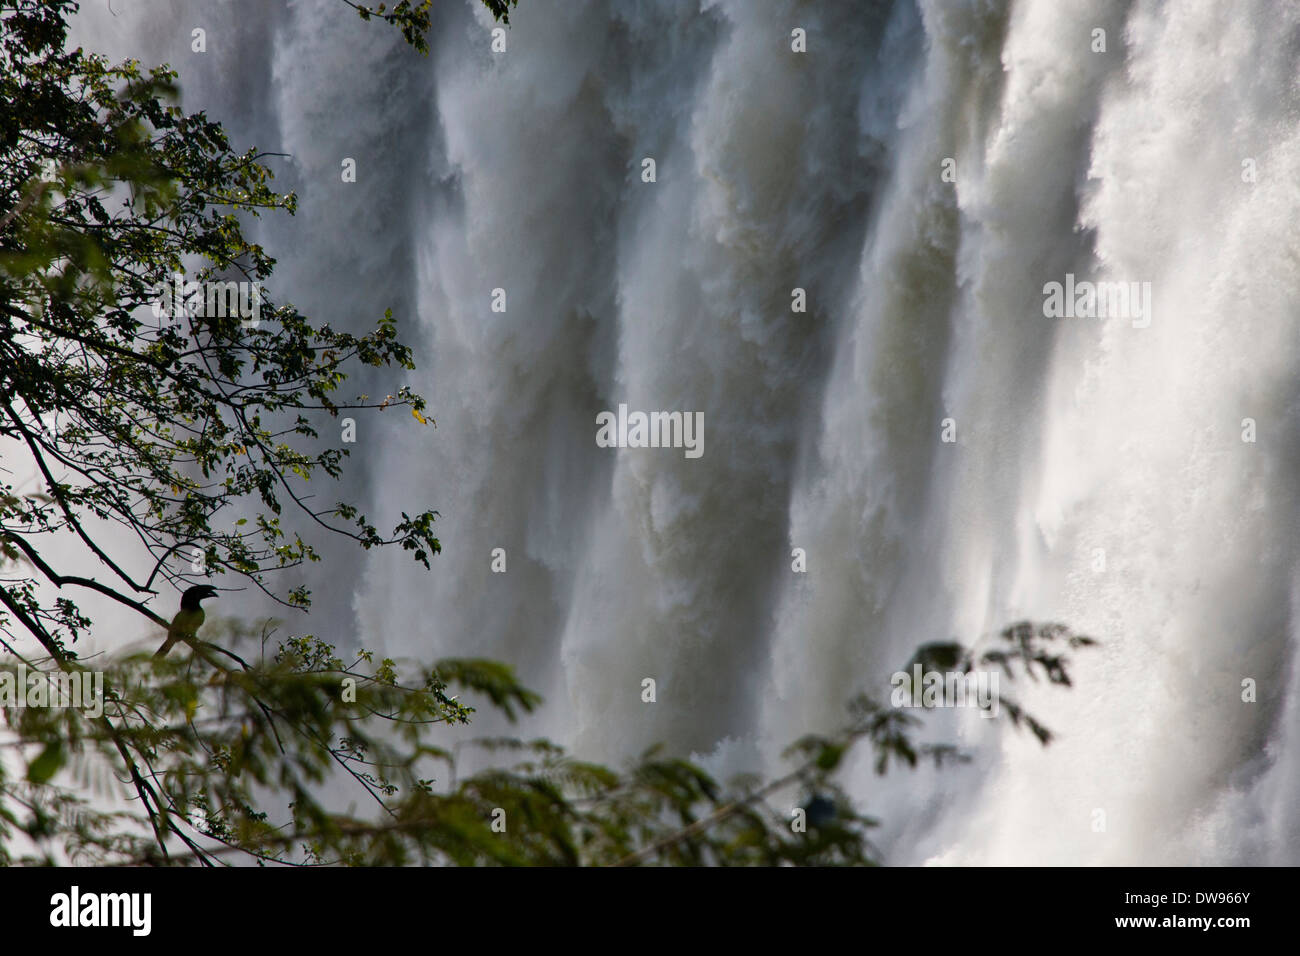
[342,0,520,54]
[1,622,1093,865]
[0,0,439,658]
[905,621,1099,744]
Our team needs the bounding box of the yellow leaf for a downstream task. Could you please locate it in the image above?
[412,407,427,425]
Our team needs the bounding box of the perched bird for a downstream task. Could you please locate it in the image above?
[155,584,218,657]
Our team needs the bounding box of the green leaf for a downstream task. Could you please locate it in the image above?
[27,742,65,784]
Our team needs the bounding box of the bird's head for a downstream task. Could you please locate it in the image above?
[180,584,219,611]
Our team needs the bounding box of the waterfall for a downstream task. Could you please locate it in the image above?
[72,0,1300,865]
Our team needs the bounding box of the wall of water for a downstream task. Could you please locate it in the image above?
[72,0,1300,864]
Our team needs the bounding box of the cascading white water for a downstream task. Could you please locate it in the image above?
[73,0,1300,865]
